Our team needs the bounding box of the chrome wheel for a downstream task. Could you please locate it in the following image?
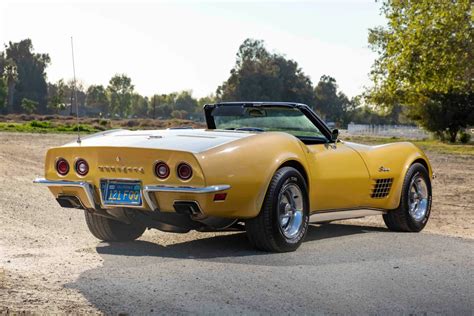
[408,173,429,221]
[278,183,304,239]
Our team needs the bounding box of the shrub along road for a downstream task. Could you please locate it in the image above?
[0,133,472,314]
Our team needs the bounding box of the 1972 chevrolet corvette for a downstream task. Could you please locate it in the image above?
[35,102,433,252]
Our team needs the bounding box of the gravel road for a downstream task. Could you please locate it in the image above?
[1,132,473,314]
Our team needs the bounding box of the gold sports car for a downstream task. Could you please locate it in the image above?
[35,102,433,252]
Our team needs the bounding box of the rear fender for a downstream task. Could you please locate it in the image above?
[198,132,310,218]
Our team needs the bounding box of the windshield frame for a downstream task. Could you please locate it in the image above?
[204,102,334,143]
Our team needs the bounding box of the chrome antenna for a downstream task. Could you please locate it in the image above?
[71,36,81,144]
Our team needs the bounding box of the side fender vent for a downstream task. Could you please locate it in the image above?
[371,178,393,199]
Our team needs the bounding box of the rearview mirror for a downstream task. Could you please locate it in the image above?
[331,129,339,142]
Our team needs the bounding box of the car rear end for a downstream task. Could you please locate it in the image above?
[35,145,231,217]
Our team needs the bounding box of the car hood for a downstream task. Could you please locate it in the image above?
[62,129,256,153]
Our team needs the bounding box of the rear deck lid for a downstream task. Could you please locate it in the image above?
[62,129,255,153]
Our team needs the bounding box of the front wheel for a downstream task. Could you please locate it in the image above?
[383,163,432,232]
[245,166,309,252]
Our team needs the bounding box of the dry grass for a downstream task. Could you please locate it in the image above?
[0,114,205,133]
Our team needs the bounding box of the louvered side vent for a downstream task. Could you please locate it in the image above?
[371,178,394,198]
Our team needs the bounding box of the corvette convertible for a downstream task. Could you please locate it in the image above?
[35,102,433,252]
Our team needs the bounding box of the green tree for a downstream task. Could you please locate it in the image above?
[314,75,352,125]
[150,93,177,119]
[2,59,18,113]
[0,78,6,113]
[21,98,38,114]
[66,80,86,115]
[195,94,216,120]
[86,85,109,115]
[198,95,215,107]
[175,90,198,119]
[217,39,315,105]
[130,93,149,117]
[48,79,67,113]
[171,110,188,119]
[3,39,50,114]
[107,74,134,117]
[367,0,474,142]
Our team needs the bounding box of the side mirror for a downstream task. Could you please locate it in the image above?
[331,129,339,142]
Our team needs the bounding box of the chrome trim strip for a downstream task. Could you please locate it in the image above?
[310,209,386,223]
[142,184,231,211]
[143,184,231,194]
[33,178,97,209]
[143,188,159,211]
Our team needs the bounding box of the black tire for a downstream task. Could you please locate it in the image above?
[383,163,432,232]
[84,210,146,241]
[245,167,309,252]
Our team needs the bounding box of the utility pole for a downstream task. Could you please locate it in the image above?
[153,95,156,119]
[70,90,74,115]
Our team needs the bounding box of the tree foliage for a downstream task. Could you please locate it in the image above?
[314,75,352,124]
[0,77,6,113]
[130,93,149,118]
[86,85,108,115]
[48,79,66,113]
[21,98,38,114]
[217,39,315,105]
[107,74,134,118]
[0,37,396,130]
[368,0,474,142]
[3,39,50,113]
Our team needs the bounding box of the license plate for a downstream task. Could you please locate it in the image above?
[100,180,142,206]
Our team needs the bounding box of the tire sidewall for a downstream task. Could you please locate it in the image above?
[403,164,432,231]
[270,168,309,250]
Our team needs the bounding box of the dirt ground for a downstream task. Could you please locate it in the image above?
[0,132,473,313]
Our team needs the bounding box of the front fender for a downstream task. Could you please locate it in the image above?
[347,141,432,210]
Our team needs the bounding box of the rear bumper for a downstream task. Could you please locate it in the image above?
[33,178,231,212]
[143,184,230,211]
[34,178,97,208]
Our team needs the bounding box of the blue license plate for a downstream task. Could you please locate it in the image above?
[100,180,142,206]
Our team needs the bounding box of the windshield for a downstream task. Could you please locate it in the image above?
[211,105,327,140]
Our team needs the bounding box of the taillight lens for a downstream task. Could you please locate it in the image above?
[177,163,192,180]
[75,159,89,176]
[56,158,69,175]
[154,161,170,179]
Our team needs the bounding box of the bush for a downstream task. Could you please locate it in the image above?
[459,131,471,144]
[21,98,38,114]
[126,120,139,127]
[99,119,109,126]
[29,120,51,128]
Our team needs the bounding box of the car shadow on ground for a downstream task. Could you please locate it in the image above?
[94,223,388,260]
[65,223,471,314]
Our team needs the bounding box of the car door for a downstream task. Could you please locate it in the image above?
[305,141,370,211]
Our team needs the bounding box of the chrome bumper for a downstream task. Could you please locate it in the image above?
[33,178,98,208]
[33,178,230,211]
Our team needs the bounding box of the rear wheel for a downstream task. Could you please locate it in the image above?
[383,163,432,232]
[245,166,309,252]
[84,210,146,241]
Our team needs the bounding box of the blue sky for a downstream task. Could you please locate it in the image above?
[1,0,386,98]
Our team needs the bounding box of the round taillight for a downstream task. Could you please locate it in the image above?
[154,161,170,179]
[56,158,69,176]
[177,163,192,180]
[75,159,89,176]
